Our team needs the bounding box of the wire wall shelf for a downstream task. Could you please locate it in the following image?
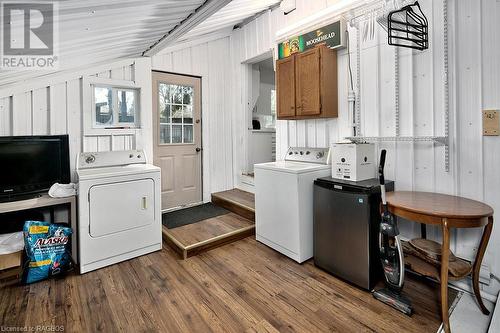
[345,136,447,145]
[345,136,450,172]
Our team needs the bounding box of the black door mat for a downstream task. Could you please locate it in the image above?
[162,203,230,229]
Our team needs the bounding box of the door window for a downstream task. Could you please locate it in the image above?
[158,83,194,144]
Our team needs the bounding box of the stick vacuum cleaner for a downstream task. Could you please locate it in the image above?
[373,149,413,316]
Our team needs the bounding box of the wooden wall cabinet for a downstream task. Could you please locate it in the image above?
[276,45,338,120]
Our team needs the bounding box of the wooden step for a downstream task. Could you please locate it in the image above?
[211,189,255,222]
[162,213,255,259]
[163,189,256,259]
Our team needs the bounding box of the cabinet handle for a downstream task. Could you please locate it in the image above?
[142,197,147,210]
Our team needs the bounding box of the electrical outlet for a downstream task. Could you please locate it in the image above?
[483,110,499,136]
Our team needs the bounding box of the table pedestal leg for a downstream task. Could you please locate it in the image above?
[441,219,450,333]
[472,216,493,315]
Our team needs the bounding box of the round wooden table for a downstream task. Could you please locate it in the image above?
[386,191,493,333]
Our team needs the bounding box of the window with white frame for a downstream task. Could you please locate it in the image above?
[93,85,139,128]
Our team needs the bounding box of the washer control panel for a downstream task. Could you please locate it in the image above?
[284,147,330,164]
[78,150,147,169]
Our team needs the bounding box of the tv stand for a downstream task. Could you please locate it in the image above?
[0,192,44,203]
[0,194,77,260]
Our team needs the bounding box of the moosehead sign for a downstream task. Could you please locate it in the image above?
[278,20,345,59]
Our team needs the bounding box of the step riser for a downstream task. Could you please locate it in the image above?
[184,227,255,258]
[162,226,254,259]
[211,195,255,222]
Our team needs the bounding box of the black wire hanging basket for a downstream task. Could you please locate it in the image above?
[387,1,428,51]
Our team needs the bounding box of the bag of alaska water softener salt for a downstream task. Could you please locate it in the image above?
[22,221,72,284]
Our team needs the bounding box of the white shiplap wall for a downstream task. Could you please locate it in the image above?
[0,58,152,182]
[152,36,234,202]
[228,0,500,296]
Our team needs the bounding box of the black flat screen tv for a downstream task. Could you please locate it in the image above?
[0,135,70,202]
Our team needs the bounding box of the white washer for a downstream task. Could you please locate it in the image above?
[76,150,162,273]
[254,147,331,263]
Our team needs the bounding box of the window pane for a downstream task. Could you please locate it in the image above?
[158,83,195,144]
[95,87,113,126]
[160,124,171,144]
[183,86,193,105]
[159,83,170,104]
[172,125,182,143]
[183,106,193,123]
[118,90,135,123]
[183,125,193,143]
[172,105,183,123]
[172,85,183,104]
[160,104,170,123]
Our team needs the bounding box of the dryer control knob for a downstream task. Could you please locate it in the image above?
[85,155,96,164]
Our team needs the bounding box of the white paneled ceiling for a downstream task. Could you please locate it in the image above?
[180,0,281,41]
[0,0,281,87]
[0,0,205,86]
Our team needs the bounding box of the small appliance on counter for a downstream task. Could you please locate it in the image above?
[313,176,394,290]
[254,147,331,263]
[331,142,375,181]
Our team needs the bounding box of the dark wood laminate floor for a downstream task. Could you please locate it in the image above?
[0,236,457,333]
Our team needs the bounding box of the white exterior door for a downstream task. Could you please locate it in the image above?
[152,72,202,210]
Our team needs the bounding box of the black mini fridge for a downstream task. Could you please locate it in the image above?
[313,177,394,290]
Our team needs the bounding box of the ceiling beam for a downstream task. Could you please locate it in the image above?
[142,0,232,57]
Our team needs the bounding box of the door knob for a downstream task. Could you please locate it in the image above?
[196,147,201,152]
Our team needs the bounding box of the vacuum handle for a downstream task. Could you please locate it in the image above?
[379,149,387,206]
[379,149,387,185]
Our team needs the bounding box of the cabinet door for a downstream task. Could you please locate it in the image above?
[276,56,296,118]
[295,47,321,116]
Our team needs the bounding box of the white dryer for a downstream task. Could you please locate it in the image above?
[76,150,161,273]
[254,147,331,263]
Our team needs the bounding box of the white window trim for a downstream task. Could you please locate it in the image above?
[83,76,141,136]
